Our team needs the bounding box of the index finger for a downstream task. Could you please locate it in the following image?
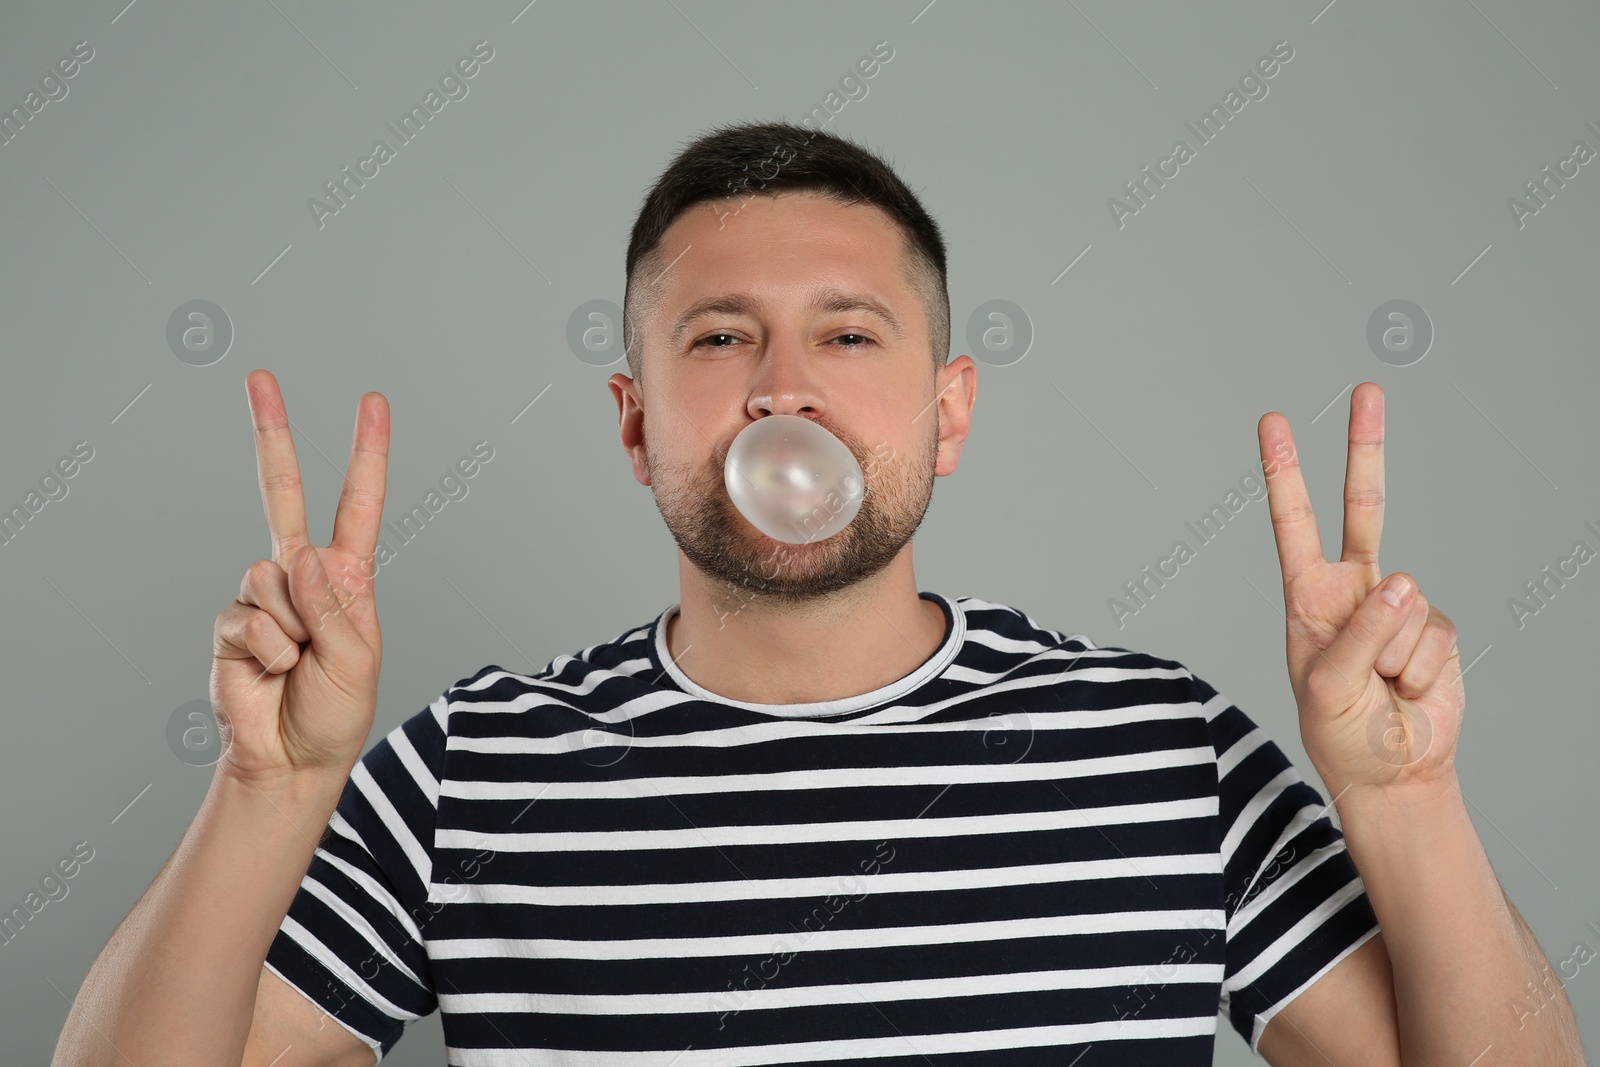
[1257,411,1324,585]
[245,369,309,565]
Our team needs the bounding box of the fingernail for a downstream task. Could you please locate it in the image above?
[1382,575,1411,607]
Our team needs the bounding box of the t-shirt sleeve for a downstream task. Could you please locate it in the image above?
[1193,669,1383,1055]
[262,690,452,1062]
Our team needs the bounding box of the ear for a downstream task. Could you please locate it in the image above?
[932,355,978,477]
[608,373,651,486]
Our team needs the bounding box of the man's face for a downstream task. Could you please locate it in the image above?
[609,190,974,605]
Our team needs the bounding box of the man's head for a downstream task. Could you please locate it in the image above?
[621,120,951,385]
[608,120,976,609]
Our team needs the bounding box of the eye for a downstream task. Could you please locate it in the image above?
[692,332,877,351]
[692,332,743,350]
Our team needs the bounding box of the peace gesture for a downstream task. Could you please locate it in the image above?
[1257,382,1465,799]
[209,370,390,785]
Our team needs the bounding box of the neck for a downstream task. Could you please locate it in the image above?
[664,551,946,705]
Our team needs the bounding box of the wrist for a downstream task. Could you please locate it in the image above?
[212,759,353,813]
[1332,770,1470,863]
[1336,768,1463,818]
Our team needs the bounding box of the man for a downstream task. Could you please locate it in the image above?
[55,122,1584,1066]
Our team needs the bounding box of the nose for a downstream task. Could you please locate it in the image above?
[747,337,824,421]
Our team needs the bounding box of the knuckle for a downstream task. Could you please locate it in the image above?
[1343,488,1384,509]
[243,608,282,647]
[1304,664,1339,703]
[218,599,250,635]
[1269,500,1315,527]
[213,604,240,649]
[275,537,308,566]
[241,558,277,595]
[1263,445,1298,476]
[339,484,385,508]
[258,471,303,493]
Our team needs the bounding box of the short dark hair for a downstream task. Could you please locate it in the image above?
[622,120,950,384]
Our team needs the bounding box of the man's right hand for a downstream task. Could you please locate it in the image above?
[211,369,390,786]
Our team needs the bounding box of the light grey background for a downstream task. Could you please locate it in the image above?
[3,0,1597,1063]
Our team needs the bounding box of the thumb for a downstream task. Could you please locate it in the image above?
[287,544,366,663]
[1315,572,1416,702]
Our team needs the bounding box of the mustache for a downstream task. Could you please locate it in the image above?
[710,417,870,477]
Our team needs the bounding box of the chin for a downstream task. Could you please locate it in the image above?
[743,519,847,554]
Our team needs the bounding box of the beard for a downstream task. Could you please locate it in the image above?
[645,415,937,608]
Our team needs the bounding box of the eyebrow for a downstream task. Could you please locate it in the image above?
[668,286,904,346]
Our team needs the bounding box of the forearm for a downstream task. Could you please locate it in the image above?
[1335,772,1585,1067]
[53,767,350,1067]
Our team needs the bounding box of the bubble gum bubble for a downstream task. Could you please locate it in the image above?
[724,415,864,544]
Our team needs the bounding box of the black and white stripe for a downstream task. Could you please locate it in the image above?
[266,592,1379,1064]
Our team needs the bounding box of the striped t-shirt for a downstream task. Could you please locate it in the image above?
[265,591,1380,1065]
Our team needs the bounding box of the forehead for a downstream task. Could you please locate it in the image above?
[650,192,915,322]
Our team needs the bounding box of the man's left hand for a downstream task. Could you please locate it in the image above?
[1257,382,1465,798]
